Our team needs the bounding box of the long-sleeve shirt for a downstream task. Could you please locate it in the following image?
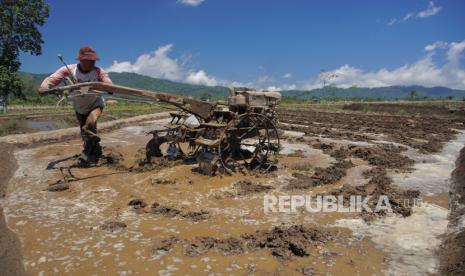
[40,64,113,114]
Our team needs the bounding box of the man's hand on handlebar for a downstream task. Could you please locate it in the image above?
[38,87,53,95]
[38,83,113,97]
[38,87,71,96]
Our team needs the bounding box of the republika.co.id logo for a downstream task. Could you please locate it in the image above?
[263,194,423,213]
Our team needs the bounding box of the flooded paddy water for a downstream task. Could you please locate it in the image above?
[1,105,465,275]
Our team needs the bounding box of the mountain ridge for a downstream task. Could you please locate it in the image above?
[19,71,465,100]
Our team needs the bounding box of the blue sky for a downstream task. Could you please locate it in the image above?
[20,0,465,90]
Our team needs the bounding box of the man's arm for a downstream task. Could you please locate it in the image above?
[97,67,113,84]
[39,66,70,91]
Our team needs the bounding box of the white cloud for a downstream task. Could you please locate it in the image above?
[105,61,134,73]
[106,43,246,88]
[256,75,273,84]
[178,0,205,7]
[186,70,218,86]
[107,44,183,81]
[265,86,280,91]
[254,75,299,91]
[243,79,297,91]
[403,12,414,21]
[266,84,297,91]
[417,1,442,18]
[425,41,448,52]
[106,40,465,92]
[388,1,442,25]
[301,39,465,90]
[447,40,465,68]
[388,18,397,26]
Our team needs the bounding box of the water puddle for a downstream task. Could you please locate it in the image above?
[334,131,465,275]
[0,120,387,275]
[391,130,465,196]
[27,120,72,131]
[336,204,448,275]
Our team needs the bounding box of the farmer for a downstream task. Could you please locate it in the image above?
[39,46,113,163]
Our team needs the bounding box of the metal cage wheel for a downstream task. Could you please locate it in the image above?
[218,113,280,174]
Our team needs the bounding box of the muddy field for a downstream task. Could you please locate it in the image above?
[343,102,465,118]
[1,103,464,275]
[0,114,113,137]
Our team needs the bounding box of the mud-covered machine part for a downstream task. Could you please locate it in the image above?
[146,88,281,175]
[41,83,282,175]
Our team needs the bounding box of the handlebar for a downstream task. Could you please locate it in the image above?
[38,83,111,96]
[39,87,61,95]
[37,82,216,120]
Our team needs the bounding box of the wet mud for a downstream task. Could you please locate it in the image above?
[223,180,274,197]
[0,143,25,276]
[440,146,465,275]
[1,105,464,275]
[149,202,211,222]
[100,221,127,232]
[240,225,332,260]
[1,126,387,275]
[45,182,70,192]
[278,106,464,153]
[128,198,147,209]
[343,102,465,118]
[134,155,184,173]
[328,167,420,221]
[284,160,353,190]
[310,141,414,171]
[152,225,333,261]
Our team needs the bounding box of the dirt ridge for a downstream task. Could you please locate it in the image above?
[440,146,465,275]
[0,143,26,276]
[151,225,332,261]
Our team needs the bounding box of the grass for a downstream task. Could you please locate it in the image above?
[0,101,172,117]
[315,101,346,112]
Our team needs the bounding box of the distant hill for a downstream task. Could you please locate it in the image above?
[107,72,230,99]
[19,71,465,101]
[18,71,230,101]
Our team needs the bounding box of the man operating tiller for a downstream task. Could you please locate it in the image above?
[39,46,113,163]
